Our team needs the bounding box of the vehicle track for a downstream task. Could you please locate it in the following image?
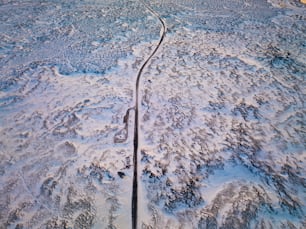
[132,1,166,228]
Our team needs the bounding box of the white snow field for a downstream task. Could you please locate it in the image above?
[0,0,305,228]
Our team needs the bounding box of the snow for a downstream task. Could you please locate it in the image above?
[0,0,305,228]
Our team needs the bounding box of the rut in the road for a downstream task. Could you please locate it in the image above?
[132,1,166,228]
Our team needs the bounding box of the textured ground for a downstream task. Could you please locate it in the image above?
[0,0,305,228]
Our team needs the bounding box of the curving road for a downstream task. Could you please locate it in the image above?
[132,1,167,228]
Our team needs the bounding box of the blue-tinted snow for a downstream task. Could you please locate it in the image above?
[0,0,305,228]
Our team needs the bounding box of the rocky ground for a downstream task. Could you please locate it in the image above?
[0,0,305,228]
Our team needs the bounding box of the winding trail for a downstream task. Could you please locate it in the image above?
[132,1,166,228]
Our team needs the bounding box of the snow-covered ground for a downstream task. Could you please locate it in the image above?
[0,0,305,228]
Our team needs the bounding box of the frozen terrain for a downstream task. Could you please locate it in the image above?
[0,0,305,228]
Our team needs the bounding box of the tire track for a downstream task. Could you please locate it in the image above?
[132,1,166,228]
